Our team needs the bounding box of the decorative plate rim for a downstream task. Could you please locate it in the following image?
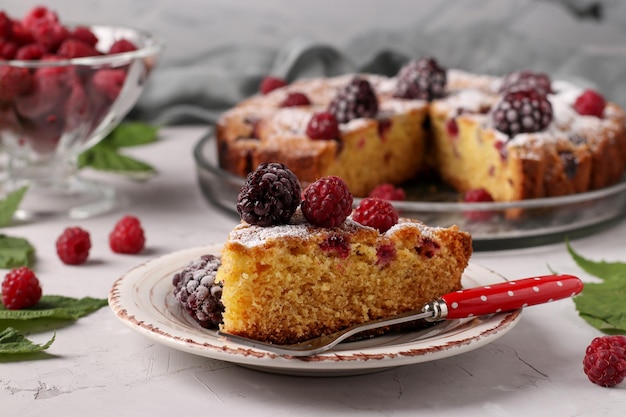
[109,244,522,375]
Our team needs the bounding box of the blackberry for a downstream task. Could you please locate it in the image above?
[237,163,302,226]
[393,57,447,101]
[491,89,553,137]
[172,254,224,328]
[499,70,553,95]
[328,76,378,123]
[302,176,353,228]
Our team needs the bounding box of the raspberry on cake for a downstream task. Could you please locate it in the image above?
[207,165,473,345]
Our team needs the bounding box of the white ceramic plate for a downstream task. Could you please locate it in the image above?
[109,244,522,376]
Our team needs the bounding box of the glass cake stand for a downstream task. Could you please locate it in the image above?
[193,131,626,251]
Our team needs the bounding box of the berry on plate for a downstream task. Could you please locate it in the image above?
[109,215,146,254]
[1,267,42,310]
[368,183,406,201]
[172,254,224,328]
[56,226,92,265]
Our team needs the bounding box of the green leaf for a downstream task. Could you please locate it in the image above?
[0,186,28,227]
[567,241,626,334]
[77,121,158,178]
[0,295,108,320]
[0,234,35,268]
[78,145,156,179]
[0,327,55,354]
[106,121,159,148]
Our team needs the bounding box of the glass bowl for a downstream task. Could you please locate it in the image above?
[0,25,163,219]
[194,132,626,250]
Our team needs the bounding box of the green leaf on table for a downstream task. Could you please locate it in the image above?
[0,186,28,227]
[0,234,35,268]
[0,327,55,354]
[567,241,626,334]
[0,295,108,320]
[78,121,159,178]
[105,121,159,148]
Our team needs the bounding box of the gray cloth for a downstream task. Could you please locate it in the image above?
[131,18,626,125]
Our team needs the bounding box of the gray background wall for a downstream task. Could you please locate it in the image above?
[4,0,626,122]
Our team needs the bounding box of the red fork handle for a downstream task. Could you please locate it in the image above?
[440,274,583,319]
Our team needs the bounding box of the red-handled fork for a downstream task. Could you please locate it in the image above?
[218,274,583,356]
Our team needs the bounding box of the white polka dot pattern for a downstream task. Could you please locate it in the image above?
[441,274,583,319]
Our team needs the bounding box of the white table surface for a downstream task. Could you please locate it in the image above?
[2,126,625,417]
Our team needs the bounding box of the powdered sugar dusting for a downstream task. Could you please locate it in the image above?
[229,212,434,248]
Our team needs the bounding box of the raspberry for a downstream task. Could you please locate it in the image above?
[573,89,606,118]
[30,21,69,52]
[446,118,459,137]
[15,43,46,60]
[0,66,34,102]
[56,227,92,265]
[393,56,447,101]
[368,183,406,201]
[352,197,398,233]
[10,21,35,46]
[0,12,13,38]
[109,39,137,54]
[583,335,626,387]
[70,26,99,47]
[499,70,553,95]
[306,111,340,140]
[0,38,18,59]
[280,91,311,107]
[463,188,495,221]
[1,267,42,310]
[92,69,126,101]
[491,89,553,137]
[57,38,99,58]
[328,76,378,123]
[172,254,224,328]
[301,176,353,228]
[237,163,302,226]
[109,215,146,254]
[22,6,59,29]
[260,76,287,95]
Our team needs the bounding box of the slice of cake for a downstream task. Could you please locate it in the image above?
[172,163,472,345]
[217,212,471,345]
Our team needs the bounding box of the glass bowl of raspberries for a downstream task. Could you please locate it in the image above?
[0,6,163,219]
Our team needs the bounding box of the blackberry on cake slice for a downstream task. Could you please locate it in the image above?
[217,168,473,345]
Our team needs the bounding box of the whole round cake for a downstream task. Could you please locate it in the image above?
[216,57,626,203]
